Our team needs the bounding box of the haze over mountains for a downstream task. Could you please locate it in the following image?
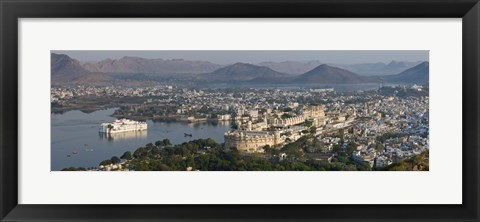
[292,64,371,84]
[260,60,422,76]
[83,56,221,74]
[258,61,323,75]
[380,61,429,85]
[199,63,289,83]
[51,53,428,85]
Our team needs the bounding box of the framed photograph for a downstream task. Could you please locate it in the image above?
[1,0,479,221]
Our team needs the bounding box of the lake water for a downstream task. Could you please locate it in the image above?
[51,108,231,170]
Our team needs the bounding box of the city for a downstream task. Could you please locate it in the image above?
[53,83,429,171]
[51,50,429,171]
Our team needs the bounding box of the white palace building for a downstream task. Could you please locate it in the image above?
[99,119,148,134]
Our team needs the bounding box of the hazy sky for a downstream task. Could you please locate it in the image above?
[53,50,429,65]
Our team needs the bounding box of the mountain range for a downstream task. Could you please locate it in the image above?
[51,53,428,85]
[83,56,221,74]
[198,63,373,84]
[260,60,422,76]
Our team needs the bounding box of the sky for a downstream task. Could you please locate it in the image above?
[52,50,429,65]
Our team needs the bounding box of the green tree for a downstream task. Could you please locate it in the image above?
[155,140,165,147]
[162,139,172,146]
[120,151,132,160]
[135,161,151,171]
[133,147,148,159]
[111,156,121,164]
[99,159,112,166]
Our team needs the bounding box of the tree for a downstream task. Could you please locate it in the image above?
[99,159,112,166]
[263,145,281,156]
[283,107,293,112]
[346,143,356,154]
[155,140,164,147]
[133,147,148,159]
[135,161,151,171]
[304,120,313,127]
[162,139,172,146]
[111,156,121,164]
[120,151,132,160]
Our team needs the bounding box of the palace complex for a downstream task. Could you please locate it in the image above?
[224,105,344,152]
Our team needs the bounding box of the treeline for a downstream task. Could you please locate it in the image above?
[106,135,372,171]
[61,135,377,171]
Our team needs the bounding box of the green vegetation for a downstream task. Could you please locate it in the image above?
[64,134,430,172]
[382,150,429,171]
[99,159,112,166]
[304,120,313,127]
[120,151,132,160]
[111,156,121,164]
[330,142,371,171]
[95,136,373,171]
[376,132,405,143]
[61,167,86,171]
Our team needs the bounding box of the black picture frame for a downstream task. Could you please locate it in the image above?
[1,0,479,221]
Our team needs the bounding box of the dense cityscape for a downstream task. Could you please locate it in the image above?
[53,84,429,171]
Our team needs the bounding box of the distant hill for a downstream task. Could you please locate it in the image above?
[292,64,373,84]
[332,60,422,76]
[83,56,221,75]
[199,63,289,83]
[258,60,323,75]
[381,62,429,85]
[51,53,112,83]
[258,60,421,76]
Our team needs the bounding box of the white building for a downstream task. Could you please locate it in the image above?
[99,119,147,134]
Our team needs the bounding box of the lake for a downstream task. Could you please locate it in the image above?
[51,108,231,170]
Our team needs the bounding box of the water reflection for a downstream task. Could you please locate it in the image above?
[99,130,148,141]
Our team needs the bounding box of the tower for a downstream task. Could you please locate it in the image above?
[274,131,281,145]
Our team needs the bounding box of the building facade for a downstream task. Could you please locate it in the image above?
[224,130,284,152]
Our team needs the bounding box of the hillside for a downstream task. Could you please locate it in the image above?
[382,150,429,171]
[51,53,112,83]
[83,56,221,74]
[381,62,429,85]
[293,64,372,84]
[199,63,289,83]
